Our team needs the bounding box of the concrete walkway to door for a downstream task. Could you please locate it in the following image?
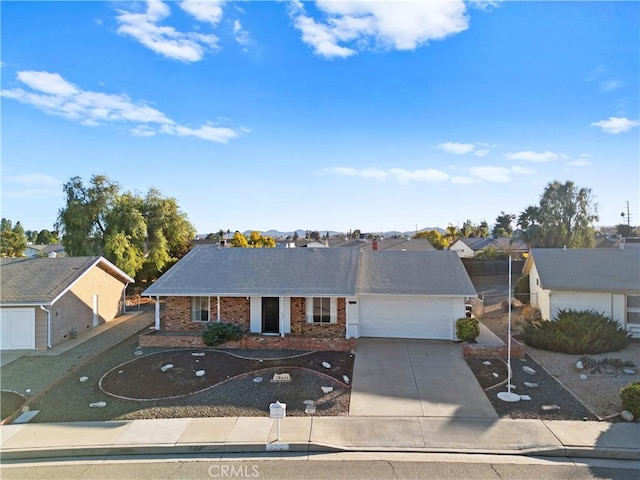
[349,339,499,418]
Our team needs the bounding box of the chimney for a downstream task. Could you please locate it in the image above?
[372,240,378,251]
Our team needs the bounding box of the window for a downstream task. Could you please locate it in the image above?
[191,297,210,322]
[627,295,640,324]
[306,297,336,324]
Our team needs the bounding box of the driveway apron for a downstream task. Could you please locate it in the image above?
[349,338,498,418]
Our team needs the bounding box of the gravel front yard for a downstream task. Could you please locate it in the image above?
[480,308,640,420]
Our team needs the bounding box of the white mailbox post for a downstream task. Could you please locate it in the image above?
[269,400,286,441]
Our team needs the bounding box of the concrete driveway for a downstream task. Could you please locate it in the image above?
[349,338,498,418]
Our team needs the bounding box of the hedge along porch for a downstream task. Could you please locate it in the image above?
[142,245,477,349]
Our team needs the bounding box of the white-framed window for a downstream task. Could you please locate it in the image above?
[306,297,337,324]
[191,296,210,322]
[627,295,640,324]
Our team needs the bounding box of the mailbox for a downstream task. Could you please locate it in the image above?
[269,400,286,419]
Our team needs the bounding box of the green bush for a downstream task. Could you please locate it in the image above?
[514,274,530,304]
[620,382,640,420]
[522,309,631,354]
[456,317,480,342]
[202,322,243,346]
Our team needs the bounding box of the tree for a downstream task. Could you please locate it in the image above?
[414,230,448,250]
[460,220,476,238]
[309,231,320,241]
[520,180,598,248]
[445,224,459,246]
[36,229,58,245]
[0,219,27,257]
[477,220,490,238]
[616,224,638,238]
[56,175,195,280]
[492,211,516,237]
[230,231,249,247]
[25,230,38,243]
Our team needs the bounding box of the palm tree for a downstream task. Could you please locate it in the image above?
[445,223,459,247]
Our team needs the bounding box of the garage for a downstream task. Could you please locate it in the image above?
[359,296,457,340]
[1,308,35,350]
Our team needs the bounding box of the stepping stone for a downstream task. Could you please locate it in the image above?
[483,361,491,365]
[343,375,350,384]
[191,352,205,356]
[519,395,531,401]
[13,410,40,424]
[492,372,499,378]
[305,405,317,414]
[580,374,588,380]
[321,386,334,394]
[322,362,331,369]
[522,366,536,375]
[253,377,263,383]
[576,361,584,369]
[160,364,174,372]
[524,382,538,388]
[195,370,206,377]
[303,400,314,405]
[89,401,107,408]
[271,373,291,382]
[79,376,88,382]
[623,368,636,375]
[541,404,561,412]
[621,410,635,422]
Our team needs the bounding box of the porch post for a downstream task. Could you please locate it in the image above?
[155,296,160,330]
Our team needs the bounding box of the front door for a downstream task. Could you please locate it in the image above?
[262,297,279,334]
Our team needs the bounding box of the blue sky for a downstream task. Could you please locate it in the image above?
[2,1,639,235]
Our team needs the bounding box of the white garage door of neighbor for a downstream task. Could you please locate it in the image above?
[1,308,36,350]
[359,296,455,340]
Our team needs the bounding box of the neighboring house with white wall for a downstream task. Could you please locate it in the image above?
[0,256,133,350]
[523,248,640,338]
[449,237,527,258]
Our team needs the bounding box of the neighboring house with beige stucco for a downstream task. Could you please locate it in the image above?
[0,256,134,350]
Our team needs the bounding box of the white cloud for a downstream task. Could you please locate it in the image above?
[504,150,559,162]
[2,174,62,199]
[233,20,250,46]
[600,78,622,92]
[289,0,469,59]
[116,0,219,62]
[469,165,533,183]
[325,166,449,184]
[591,116,640,134]
[180,0,225,26]
[437,142,490,156]
[1,70,244,144]
[451,176,478,185]
[510,166,535,175]
[565,160,591,167]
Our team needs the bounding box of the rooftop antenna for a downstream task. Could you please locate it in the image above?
[498,255,520,403]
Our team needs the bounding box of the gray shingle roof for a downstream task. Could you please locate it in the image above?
[526,248,640,292]
[358,250,477,296]
[143,246,361,297]
[0,256,134,305]
[143,247,476,298]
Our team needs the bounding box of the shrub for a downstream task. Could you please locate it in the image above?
[522,309,631,354]
[202,322,243,346]
[514,274,530,304]
[620,382,640,420]
[521,305,542,323]
[456,317,480,342]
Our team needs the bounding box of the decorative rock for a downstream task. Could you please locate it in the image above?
[541,404,561,412]
[576,361,583,369]
[303,400,314,405]
[271,373,291,382]
[21,406,30,413]
[118,370,123,374]
[89,401,106,408]
[519,395,531,401]
[621,410,635,422]
[25,389,31,394]
[321,386,334,394]
[580,374,588,380]
[524,382,538,388]
[492,372,499,378]
[483,361,491,366]
[322,361,331,369]
[253,377,263,383]
[160,364,174,372]
[522,366,536,375]
[507,384,516,390]
[191,352,205,356]
[134,350,143,356]
[195,370,206,377]
[623,368,636,375]
[305,405,317,414]
[343,375,350,384]
[79,376,88,382]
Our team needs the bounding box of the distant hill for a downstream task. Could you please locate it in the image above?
[198,226,446,239]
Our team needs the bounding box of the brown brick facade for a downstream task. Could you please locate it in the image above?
[298,297,346,338]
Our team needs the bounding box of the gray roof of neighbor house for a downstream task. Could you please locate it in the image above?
[358,250,477,296]
[0,256,134,305]
[524,248,640,293]
[143,246,476,298]
[453,237,527,251]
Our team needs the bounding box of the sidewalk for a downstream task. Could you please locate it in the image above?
[1,416,638,461]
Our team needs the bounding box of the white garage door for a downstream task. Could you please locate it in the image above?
[359,296,455,340]
[1,308,35,350]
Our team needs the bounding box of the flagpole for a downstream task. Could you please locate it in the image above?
[498,255,520,402]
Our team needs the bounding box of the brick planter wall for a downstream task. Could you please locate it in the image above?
[139,331,355,352]
[462,335,526,359]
